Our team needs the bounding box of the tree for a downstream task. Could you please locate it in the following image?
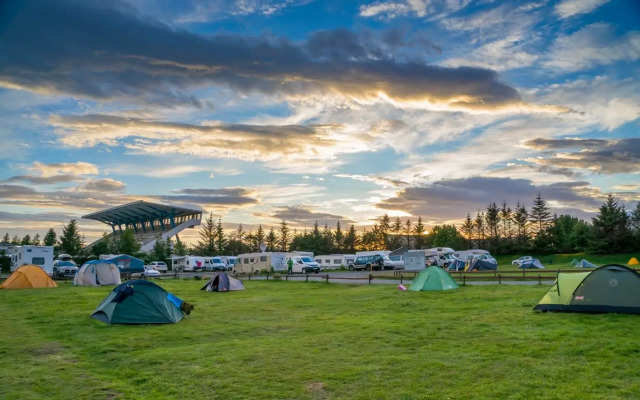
[11,235,20,244]
[173,236,188,256]
[430,225,465,249]
[389,216,403,249]
[254,225,265,251]
[485,202,500,253]
[91,233,111,258]
[59,220,83,256]
[344,225,358,253]
[118,229,141,255]
[378,214,391,249]
[630,202,640,250]
[31,234,41,246]
[279,220,290,251]
[334,221,344,253]
[461,214,474,248]
[215,217,227,254]
[530,192,552,236]
[590,194,632,254]
[43,228,57,246]
[413,216,425,248]
[2,232,9,243]
[474,211,485,247]
[197,213,217,255]
[404,219,412,248]
[21,234,32,245]
[266,227,277,251]
[150,237,168,262]
[500,200,513,239]
[513,201,529,249]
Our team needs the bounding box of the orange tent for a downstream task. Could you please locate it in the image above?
[628,257,639,266]
[0,265,57,289]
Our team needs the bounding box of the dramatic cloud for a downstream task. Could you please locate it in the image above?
[0,0,564,113]
[268,205,354,224]
[334,174,408,188]
[4,174,81,185]
[555,0,611,19]
[29,161,99,176]
[161,187,258,206]
[523,138,640,174]
[376,177,604,222]
[83,178,126,192]
[523,138,609,150]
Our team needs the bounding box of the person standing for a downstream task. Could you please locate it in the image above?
[287,258,293,275]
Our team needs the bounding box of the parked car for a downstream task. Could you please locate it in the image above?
[512,256,534,266]
[147,261,168,272]
[350,254,387,271]
[53,260,78,278]
[141,267,161,278]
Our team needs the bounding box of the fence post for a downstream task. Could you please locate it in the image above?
[463,274,466,286]
[285,274,288,281]
[306,274,308,283]
[498,273,502,284]
[249,273,251,280]
[369,273,372,284]
[538,274,542,285]
[400,273,403,285]
[266,273,269,281]
[326,274,329,283]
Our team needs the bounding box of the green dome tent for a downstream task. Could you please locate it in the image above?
[409,266,458,291]
[534,264,640,314]
[91,280,193,325]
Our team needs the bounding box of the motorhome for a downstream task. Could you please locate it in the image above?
[424,247,455,268]
[0,245,54,276]
[314,254,355,270]
[353,251,397,270]
[234,252,286,274]
[171,256,206,272]
[285,252,320,273]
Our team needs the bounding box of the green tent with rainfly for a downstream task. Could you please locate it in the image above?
[409,266,459,291]
[91,280,193,324]
[534,264,640,314]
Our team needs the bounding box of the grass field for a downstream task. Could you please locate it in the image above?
[495,253,638,271]
[2,278,640,400]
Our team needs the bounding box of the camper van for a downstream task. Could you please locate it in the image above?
[285,252,320,274]
[424,247,455,268]
[203,256,227,271]
[314,254,355,270]
[1,245,54,276]
[234,252,286,274]
[172,256,206,272]
[222,256,237,271]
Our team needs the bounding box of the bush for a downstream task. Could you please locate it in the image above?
[194,275,202,280]
[272,273,282,280]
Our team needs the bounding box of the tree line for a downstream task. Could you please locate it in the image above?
[3,194,640,265]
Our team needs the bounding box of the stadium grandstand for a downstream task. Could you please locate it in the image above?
[83,200,202,252]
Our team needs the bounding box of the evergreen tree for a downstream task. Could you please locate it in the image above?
[413,216,425,248]
[215,218,227,254]
[334,221,344,253]
[530,192,552,235]
[500,200,513,239]
[2,232,9,243]
[474,211,485,247]
[590,194,632,253]
[59,219,83,256]
[461,214,474,248]
[485,202,500,253]
[266,226,277,251]
[31,234,41,245]
[151,237,168,262]
[197,213,217,255]
[389,216,403,249]
[173,236,188,256]
[118,229,141,255]
[513,201,529,249]
[322,222,334,254]
[91,233,111,258]
[344,225,358,253]
[279,220,290,251]
[254,225,266,251]
[630,202,640,250]
[21,234,32,245]
[403,219,412,248]
[11,235,20,244]
[378,214,391,249]
[43,228,57,246]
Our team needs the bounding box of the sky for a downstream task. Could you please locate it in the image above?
[0,0,639,245]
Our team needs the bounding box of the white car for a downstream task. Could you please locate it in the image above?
[141,267,161,278]
[147,261,168,272]
[512,256,534,266]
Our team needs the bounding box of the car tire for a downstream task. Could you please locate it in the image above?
[348,265,354,271]
[302,268,306,274]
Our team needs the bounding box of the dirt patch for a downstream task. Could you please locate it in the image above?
[305,382,329,399]
[34,342,64,356]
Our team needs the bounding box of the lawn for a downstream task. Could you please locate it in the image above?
[495,253,638,271]
[1,278,640,400]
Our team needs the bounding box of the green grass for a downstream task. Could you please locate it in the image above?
[495,253,639,271]
[2,279,640,399]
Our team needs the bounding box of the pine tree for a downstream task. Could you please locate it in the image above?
[118,229,141,255]
[31,234,40,245]
[513,201,529,249]
[474,211,485,245]
[590,194,632,253]
[43,228,57,246]
[334,221,344,253]
[197,213,217,255]
[413,216,425,248]
[500,200,512,239]
[215,217,227,254]
[173,236,188,256]
[378,214,391,249]
[59,219,83,256]
[461,213,474,248]
[2,233,9,244]
[21,234,32,245]
[530,192,552,235]
[255,225,265,251]
[11,235,20,244]
[279,220,290,251]
[266,227,277,251]
[344,225,358,253]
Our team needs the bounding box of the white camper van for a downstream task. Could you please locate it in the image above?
[424,247,455,268]
[1,245,54,276]
[285,252,320,273]
[314,254,355,270]
[221,256,236,271]
[203,256,227,271]
[172,256,206,272]
[234,252,286,274]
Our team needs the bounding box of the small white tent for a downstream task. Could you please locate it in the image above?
[74,260,121,286]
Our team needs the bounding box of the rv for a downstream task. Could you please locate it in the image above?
[222,256,236,271]
[203,256,226,271]
[234,252,286,274]
[285,252,320,273]
[424,247,455,268]
[314,254,355,270]
[171,256,206,272]
[0,245,54,276]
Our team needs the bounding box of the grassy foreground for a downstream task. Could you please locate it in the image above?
[1,279,640,400]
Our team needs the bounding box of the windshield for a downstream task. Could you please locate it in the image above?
[228,259,236,265]
[381,255,391,261]
[212,258,223,263]
[301,257,314,262]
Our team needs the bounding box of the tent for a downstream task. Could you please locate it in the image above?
[101,254,144,274]
[534,264,640,314]
[628,257,639,266]
[91,280,193,324]
[201,272,245,292]
[409,266,458,291]
[74,260,121,286]
[576,259,597,268]
[465,258,498,271]
[518,258,545,269]
[447,258,467,272]
[1,265,57,289]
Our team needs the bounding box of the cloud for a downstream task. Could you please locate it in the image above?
[267,205,355,224]
[0,0,564,113]
[376,177,605,222]
[334,174,408,188]
[83,178,126,192]
[160,187,258,206]
[359,2,411,18]
[555,0,611,19]
[523,138,608,150]
[29,161,99,176]
[544,23,640,72]
[4,174,81,185]
[523,138,640,174]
